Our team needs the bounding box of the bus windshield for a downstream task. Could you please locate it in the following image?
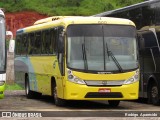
[67,24,138,73]
[0,17,5,71]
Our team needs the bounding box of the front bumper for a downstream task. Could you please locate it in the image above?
[62,81,139,100]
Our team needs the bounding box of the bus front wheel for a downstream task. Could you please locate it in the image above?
[108,100,120,107]
[52,85,66,106]
[149,83,160,105]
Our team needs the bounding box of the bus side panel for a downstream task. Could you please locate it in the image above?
[29,56,52,95]
[15,56,39,92]
[15,57,29,88]
[29,56,64,97]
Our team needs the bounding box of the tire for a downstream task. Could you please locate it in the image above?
[149,83,160,105]
[108,100,120,107]
[52,84,66,106]
[25,75,41,99]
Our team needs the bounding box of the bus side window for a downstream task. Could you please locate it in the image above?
[28,33,35,55]
[34,31,42,54]
[21,34,28,55]
[42,30,50,54]
[16,35,22,55]
[46,30,51,54]
[50,28,57,54]
[42,31,45,54]
[143,31,157,48]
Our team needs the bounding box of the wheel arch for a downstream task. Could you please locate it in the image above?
[147,75,160,98]
[51,76,56,96]
[24,73,29,86]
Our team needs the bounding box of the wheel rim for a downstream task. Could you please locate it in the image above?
[26,82,29,95]
[151,86,158,98]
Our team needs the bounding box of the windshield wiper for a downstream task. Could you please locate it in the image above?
[108,50,123,73]
[105,43,123,72]
[82,43,88,70]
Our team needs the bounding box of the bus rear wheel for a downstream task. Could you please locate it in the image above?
[52,84,66,106]
[25,75,41,99]
[108,100,120,107]
[149,83,160,105]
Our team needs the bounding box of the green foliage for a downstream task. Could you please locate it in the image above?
[0,0,143,16]
[6,84,24,90]
[114,0,144,7]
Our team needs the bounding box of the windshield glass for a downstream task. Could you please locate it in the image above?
[0,17,5,71]
[67,24,138,73]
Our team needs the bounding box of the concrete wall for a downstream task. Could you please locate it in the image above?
[6,51,14,84]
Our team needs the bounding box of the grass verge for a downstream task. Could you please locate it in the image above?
[6,84,24,90]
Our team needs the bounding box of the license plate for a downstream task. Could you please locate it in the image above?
[98,88,111,93]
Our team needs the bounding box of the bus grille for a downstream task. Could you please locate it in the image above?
[84,80,124,86]
[85,92,123,98]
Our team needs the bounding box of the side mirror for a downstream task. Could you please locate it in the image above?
[6,31,15,53]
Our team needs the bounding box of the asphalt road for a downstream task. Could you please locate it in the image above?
[0,90,160,120]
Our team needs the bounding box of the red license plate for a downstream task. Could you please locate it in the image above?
[98,88,111,93]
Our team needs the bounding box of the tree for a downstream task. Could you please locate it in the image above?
[66,0,83,7]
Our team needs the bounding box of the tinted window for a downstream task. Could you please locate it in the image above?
[21,34,28,55]
[50,28,57,54]
[17,27,62,55]
[142,31,157,48]
[46,30,51,54]
[67,24,136,37]
[16,35,22,55]
[42,30,50,54]
[28,33,35,55]
[34,31,42,54]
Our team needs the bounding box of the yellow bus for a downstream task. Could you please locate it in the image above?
[15,16,139,107]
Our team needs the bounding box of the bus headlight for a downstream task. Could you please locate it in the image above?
[67,69,86,85]
[123,70,139,85]
[0,81,5,86]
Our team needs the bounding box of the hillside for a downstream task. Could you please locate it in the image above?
[1,0,143,37]
[6,11,47,36]
[1,0,143,16]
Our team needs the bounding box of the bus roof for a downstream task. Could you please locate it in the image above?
[16,16,135,34]
[94,0,159,17]
[34,16,75,25]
